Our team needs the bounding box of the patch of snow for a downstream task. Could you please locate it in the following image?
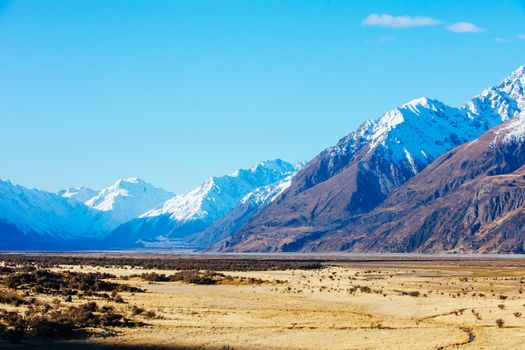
[495,111,525,143]
[240,175,295,207]
[403,148,417,174]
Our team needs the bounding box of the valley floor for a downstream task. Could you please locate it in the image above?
[2,255,525,349]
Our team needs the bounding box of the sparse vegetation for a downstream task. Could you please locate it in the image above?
[0,255,524,349]
[0,254,324,271]
[3,269,143,295]
[131,270,281,285]
[0,264,146,342]
[0,301,142,340]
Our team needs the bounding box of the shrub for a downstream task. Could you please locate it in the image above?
[3,269,143,295]
[144,310,156,319]
[0,254,324,272]
[131,306,145,316]
[0,301,143,340]
[0,290,32,307]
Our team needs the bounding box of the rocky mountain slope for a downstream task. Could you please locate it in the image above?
[187,174,297,248]
[3,67,525,253]
[217,66,525,252]
[298,112,525,253]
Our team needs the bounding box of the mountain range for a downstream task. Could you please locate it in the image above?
[0,160,300,249]
[215,66,525,253]
[62,177,175,224]
[103,160,301,249]
[0,179,111,249]
[1,66,525,253]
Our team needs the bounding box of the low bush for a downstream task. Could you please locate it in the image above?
[0,254,325,271]
[132,270,277,285]
[0,290,34,307]
[0,301,143,340]
[3,269,143,295]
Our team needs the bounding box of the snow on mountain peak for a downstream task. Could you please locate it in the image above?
[293,161,307,171]
[348,97,453,155]
[491,66,524,99]
[79,178,174,224]
[507,65,525,82]
[58,186,98,203]
[250,159,292,172]
[465,66,525,124]
[141,160,298,222]
[493,111,525,144]
[369,98,475,169]
[113,177,144,188]
[228,159,293,177]
[324,66,525,178]
[1,180,112,239]
[240,162,306,207]
[401,96,432,108]
[240,176,293,207]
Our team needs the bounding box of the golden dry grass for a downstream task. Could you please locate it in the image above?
[35,258,525,350]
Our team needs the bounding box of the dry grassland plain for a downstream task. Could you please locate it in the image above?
[1,255,525,350]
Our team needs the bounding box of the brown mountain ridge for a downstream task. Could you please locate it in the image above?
[220,114,525,253]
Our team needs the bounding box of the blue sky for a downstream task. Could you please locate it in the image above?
[1,0,525,193]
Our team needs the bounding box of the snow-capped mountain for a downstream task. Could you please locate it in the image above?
[0,177,173,249]
[104,160,299,248]
[142,160,297,221]
[188,167,303,248]
[240,174,296,207]
[495,110,525,143]
[218,66,525,252]
[0,180,112,242]
[4,66,525,253]
[292,66,525,195]
[84,178,174,224]
[325,97,488,179]
[58,187,98,202]
[466,65,524,124]
[309,110,525,253]
[60,178,174,225]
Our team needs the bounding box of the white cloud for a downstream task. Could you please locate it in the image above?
[446,22,483,33]
[362,14,439,28]
[518,34,525,40]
